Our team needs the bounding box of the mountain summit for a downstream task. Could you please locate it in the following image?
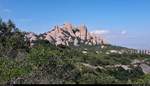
[26,23,105,47]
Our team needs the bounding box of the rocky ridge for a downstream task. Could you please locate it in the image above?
[26,23,105,47]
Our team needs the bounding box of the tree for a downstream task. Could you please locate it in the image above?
[0,18,2,29]
[7,19,15,33]
[0,19,29,57]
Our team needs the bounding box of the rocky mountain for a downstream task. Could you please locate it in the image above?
[26,23,105,47]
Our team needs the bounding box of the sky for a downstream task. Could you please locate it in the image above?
[0,0,150,49]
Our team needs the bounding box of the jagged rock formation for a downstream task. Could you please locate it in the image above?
[25,32,38,47]
[25,23,105,47]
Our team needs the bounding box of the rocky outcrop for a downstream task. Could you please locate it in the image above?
[25,32,37,42]
[63,23,75,37]
[45,23,105,46]
[25,32,38,47]
[26,23,105,47]
[78,24,87,41]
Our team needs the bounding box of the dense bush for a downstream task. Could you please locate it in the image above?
[0,18,150,84]
[0,19,29,58]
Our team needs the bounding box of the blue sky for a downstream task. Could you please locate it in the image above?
[0,0,150,49]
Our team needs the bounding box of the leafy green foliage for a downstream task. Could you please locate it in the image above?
[0,18,150,84]
[133,74,150,84]
[0,57,31,83]
[0,18,29,58]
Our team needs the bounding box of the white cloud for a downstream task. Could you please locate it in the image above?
[121,30,127,35]
[91,30,110,35]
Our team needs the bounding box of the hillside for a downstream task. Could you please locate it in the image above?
[0,19,150,84]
